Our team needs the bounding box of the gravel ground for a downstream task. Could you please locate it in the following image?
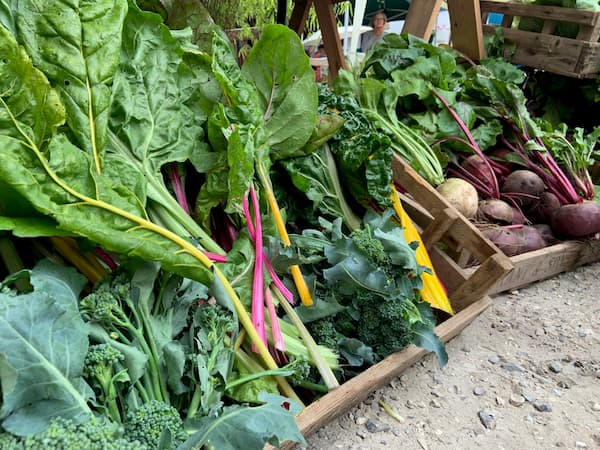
[303,262,600,450]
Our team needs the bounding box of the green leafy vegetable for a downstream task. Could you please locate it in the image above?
[0,262,91,435]
[181,393,305,450]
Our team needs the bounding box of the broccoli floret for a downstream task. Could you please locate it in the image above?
[350,225,391,268]
[0,432,22,449]
[83,344,126,423]
[124,400,187,449]
[306,316,339,350]
[1,417,145,450]
[79,275,135,331]
[356,292,414,360]
[284,356,312,386]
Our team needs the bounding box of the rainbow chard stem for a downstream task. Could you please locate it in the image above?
[247,186,267,351]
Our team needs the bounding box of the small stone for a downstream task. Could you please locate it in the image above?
[488,354,501,365]
[430,400,441,408]
[577,331,587,338]
[533,401,552,412]
[356,416,368,425]
[496,396,505,406]
[536,328,545,336]
[519,380,530,388]
[575,442,587,449]
[430,390,442,398]
[473,386,486,396]
[461,346,471,353]
[591,403,600,412]
[365,419,378,432]
[509,394,525,407]
[548,361,563,373]
[406,400,417,409]
[478,409,496,430]
[557,380,572,389]
[501,362,525,375]
[523,393,536,402]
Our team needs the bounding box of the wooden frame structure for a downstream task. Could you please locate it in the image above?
[289,0,485,80]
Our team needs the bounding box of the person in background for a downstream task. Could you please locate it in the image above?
[361,11,388,53]
[311,43,327,82]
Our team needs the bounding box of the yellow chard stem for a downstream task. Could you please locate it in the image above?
[390,185,454,315]
[257,162,313,306]
[49,236,107,283]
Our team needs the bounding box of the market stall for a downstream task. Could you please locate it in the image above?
[0,1,598,449]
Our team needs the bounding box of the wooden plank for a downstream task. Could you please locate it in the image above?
[480,0,600,26]
[481,24,600,77]
[421,207,460,249]
[471,240,600,295]
[312,0,346,80]
[449,253,513,311]
[292,295,493,440]
[447,0,485,60]
[289,0,312,35]
[403,0,444,40]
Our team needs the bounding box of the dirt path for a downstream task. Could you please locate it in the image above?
[304,262,600,450]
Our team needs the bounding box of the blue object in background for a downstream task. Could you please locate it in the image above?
[487,12,504,25]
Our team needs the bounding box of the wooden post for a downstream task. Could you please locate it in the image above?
[447,0,485,60]
[403,0,485,61]
[290,0,347,81]
[403,0,444,41]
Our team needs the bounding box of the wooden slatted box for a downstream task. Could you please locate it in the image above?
[480,0,600,78]
[286,156,513,442]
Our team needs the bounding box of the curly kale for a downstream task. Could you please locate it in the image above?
[317,84,393,206]
[83,344,127,423]
[0,417,145,450]
[124,400,187,449]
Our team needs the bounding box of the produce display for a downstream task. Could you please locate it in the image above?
[348,32,600,255]
[0,1,598,449]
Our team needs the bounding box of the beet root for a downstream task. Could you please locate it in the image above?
[501,170,545,209]
[550,201,600,238]
[478,199,526,225]
[526,191,561,224]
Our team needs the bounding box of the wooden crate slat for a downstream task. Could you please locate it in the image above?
[291,295,493,441]
[469,240,600,295]
[480,0,600,26]
[479,0,600,78]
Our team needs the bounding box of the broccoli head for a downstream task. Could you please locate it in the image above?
[83,343,127,423]
[356,292,414,360]
[350,225,392,269]
[0,417,145,450]
[124,400,187,449]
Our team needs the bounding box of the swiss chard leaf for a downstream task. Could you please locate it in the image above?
[108,5,208,182]
[180,393,305,450]
[0,262,92,435]
[242,24,318,161]
[17,0,127,168]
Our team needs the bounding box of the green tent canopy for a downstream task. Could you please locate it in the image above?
[356,0,412,23]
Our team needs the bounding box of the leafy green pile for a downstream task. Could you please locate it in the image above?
[0,1,448,447]
[293,211,447,373]
[0,260,304,449]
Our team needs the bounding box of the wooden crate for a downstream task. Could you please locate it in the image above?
[480,0,600,78]
[468,239,600,295]
[285,156,513,443]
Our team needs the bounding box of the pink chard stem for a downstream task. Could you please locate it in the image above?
[265,288,285,352]
[249,186,267,351]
